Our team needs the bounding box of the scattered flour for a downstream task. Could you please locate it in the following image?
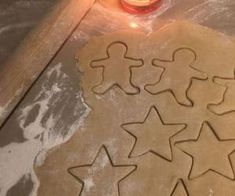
[0,63,90,196]
[0,141,42,196]
[84,177,95,192]
[185,0,231,23]
[100,153,109,169]
[131,0,172,33]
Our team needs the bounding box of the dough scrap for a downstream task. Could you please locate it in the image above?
[36,21,235,196]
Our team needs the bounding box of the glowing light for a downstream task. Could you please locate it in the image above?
[129,22,139,29]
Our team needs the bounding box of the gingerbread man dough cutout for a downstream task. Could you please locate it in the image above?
[209,74,235,115]
[91,42,144,95]
[145,48,207,106]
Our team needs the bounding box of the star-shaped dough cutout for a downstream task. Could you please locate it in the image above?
[176,122,235,180]
[171,180,189,196]
[122,106,186,161]
[145,48,207,106]
[209,74,235,115]
[68,146,136,196]
[90,42,143,95]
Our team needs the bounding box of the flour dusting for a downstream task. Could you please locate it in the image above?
[0,63,90,196]
[84,177,95,192]
[185,0,231,23]
[209,188,214,196]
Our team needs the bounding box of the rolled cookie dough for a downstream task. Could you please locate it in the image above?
[36,21,235,196]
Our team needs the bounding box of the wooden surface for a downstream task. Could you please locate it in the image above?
[0,0,95,127]
[0,0,57,67]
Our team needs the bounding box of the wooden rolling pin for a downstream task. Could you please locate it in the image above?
[0,0,95,127]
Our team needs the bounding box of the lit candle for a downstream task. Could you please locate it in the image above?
[121,0,162,14]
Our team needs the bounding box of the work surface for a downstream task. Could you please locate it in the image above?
[1,0,235,196]
[0,0,57,68]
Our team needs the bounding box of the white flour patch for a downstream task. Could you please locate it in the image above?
[46,63,63,78]
[0,63,90,196]
[88,148,111,174]
[0,141,42,196]
[84,177,95,192]
[72,31,91,42]
[100,153,109,169]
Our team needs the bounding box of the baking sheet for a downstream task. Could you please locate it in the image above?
[1,0,235,195]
